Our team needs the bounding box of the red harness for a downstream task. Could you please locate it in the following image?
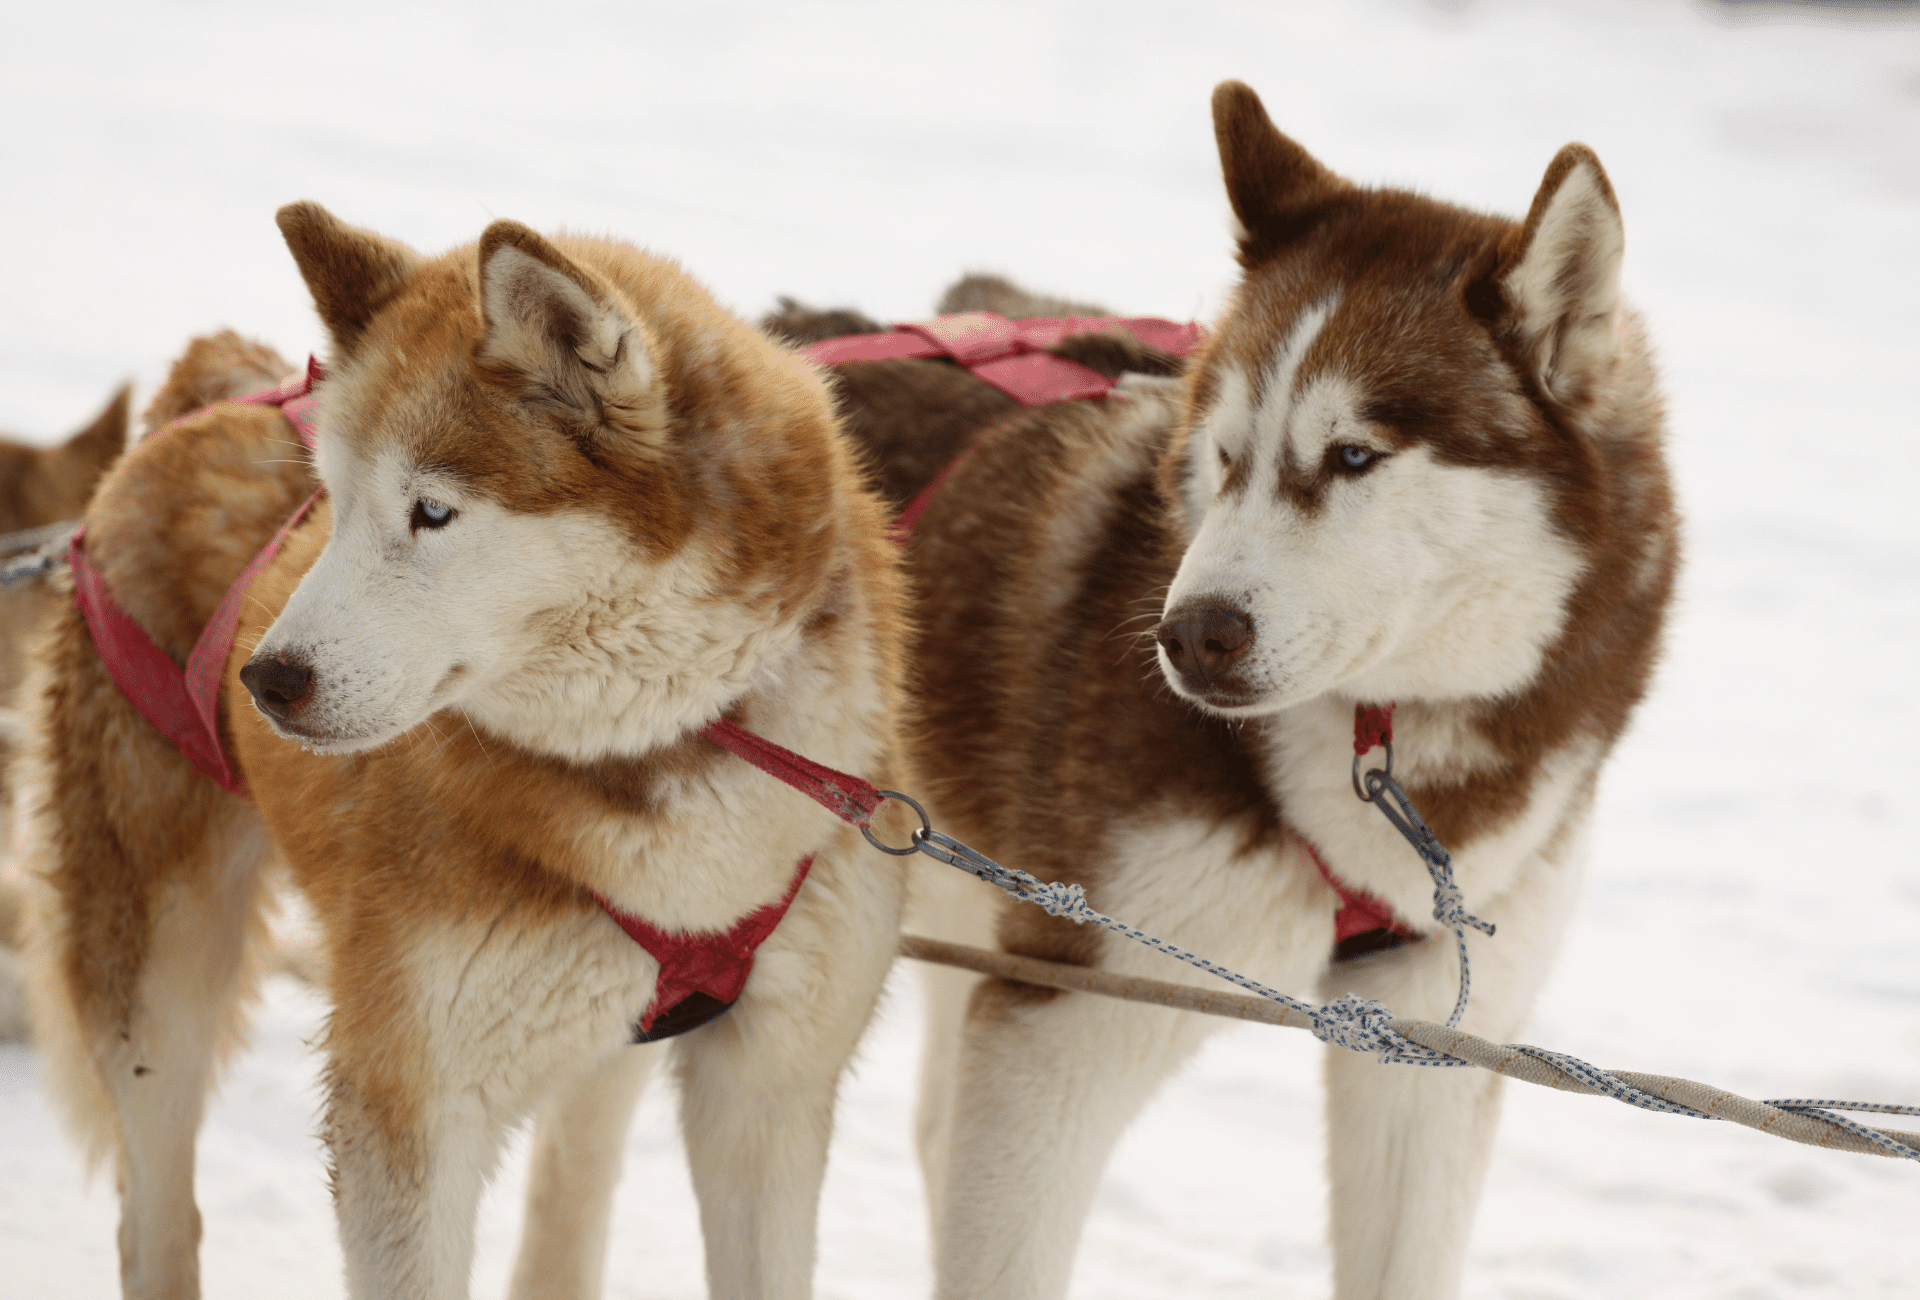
[70,360,325,799]
[1307,705,1422,950]
[802,310,1204,544]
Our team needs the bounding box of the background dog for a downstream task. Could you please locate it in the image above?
[0,389,129,1039]
[794,80,1678,1300]
[22,206,912,1299]
[0,333,291,1043]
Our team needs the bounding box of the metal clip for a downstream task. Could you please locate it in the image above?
[1352,739,1393,802]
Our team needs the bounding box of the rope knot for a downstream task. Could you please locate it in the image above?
[1312,994,1402,1058]
[1429,876,1496,937]
[1023,880,1096,921]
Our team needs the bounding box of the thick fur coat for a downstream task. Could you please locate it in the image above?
[804,81,1678,1300]
[23,208,912,1300]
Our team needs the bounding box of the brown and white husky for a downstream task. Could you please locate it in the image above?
[21,204,912,1299]
[2,333,291,1041]
[803,80,1679,1299]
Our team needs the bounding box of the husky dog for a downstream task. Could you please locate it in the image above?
[2,335,287,1035]
[22,205,911,1299]
[811,81,1677,1298]
[1,386,130,782]
[1,386,132,1038]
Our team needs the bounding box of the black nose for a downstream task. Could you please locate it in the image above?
[1157,604,1255,690]
[240,654,315,720]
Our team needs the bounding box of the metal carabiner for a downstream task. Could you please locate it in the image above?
[1352,738,1393,802]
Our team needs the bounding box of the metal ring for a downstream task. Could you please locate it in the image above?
[860,789,932,856]
[1351,740,1393,802]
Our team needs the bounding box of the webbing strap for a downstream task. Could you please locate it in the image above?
[801,311,1203,406]
[72,361,326,798]
[1354,702,1395,754]
[594,854,815,1033]
[1301,836,1422,943]
[699,717,883,828]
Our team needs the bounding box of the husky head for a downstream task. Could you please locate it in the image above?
[241,204,853,758]
[1156,82,1641,718]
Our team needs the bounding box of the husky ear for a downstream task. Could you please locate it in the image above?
[1489,145,1625,411]
[64,383,130,473]
[1212,80,1342,265]
[475,221,664,450]
[276,202,421,359]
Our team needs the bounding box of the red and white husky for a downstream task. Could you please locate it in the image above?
[876,82,1679,1298]
[22,204,912,1298]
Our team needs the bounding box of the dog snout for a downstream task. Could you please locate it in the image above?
[1157,603,1255,692]
[241,653,316,721]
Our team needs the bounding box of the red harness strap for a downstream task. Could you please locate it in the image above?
[595,856,815,1039]
[808,312,1202,545]
[801,311,1204,407]
[69,359,325,798]
[1303,703,1421,947]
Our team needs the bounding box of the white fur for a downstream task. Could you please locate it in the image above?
[927,817,1335,1300]
[1504,160,1625,408]
[1163,299,1585,716]
[930,261,1627,1298]
[253,438,802,761]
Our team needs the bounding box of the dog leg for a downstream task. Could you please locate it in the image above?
[326,909,654,1300]
[674,851,901,1300]
[1321,840,1585,1300]
[506,1044,660,1300]
[116,831,271,1299]
[29,798,272,1300]
[905,859,1000,1233]
[934,974,1229,1300]
[326,1057,504,1300]
[931,827,1331,1300]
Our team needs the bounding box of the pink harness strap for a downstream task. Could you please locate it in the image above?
[70,362,325,799]
[595,855,815,1035]
[1303,702,1420,944]
[811,313,1202,544]
[801,311,1204,406]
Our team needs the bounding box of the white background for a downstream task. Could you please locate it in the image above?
[2,1,1917,1296]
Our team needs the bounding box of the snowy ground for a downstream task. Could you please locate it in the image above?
[3,1,1917,1296]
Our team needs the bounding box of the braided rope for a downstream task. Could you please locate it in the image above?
[910,824,1480,1066]
[0,531,73,593]
[0,520,80,555]
[897,935,1920,1162]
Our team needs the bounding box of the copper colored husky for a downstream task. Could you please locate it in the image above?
[22,205,910,1298]
[813,82,1678,1298]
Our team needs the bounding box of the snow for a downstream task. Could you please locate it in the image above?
[3,0,1917,1295]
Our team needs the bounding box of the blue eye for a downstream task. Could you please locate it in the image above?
[411,498,455,531]
[1338,445,1375,470]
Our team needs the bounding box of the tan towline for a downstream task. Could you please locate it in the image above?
[897,933,1920,1162]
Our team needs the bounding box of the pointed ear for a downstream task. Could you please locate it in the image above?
[63,383,130,473]
[1211,80,1343,264]
[276,201,421,359]
[475,220,665,450]
[1492,145,1626,411]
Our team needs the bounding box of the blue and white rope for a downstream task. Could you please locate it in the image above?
[882,793,1920,1161]
[0,526,75,594]
[1758,1100,1920,1161]
[909,821,1487,1066]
